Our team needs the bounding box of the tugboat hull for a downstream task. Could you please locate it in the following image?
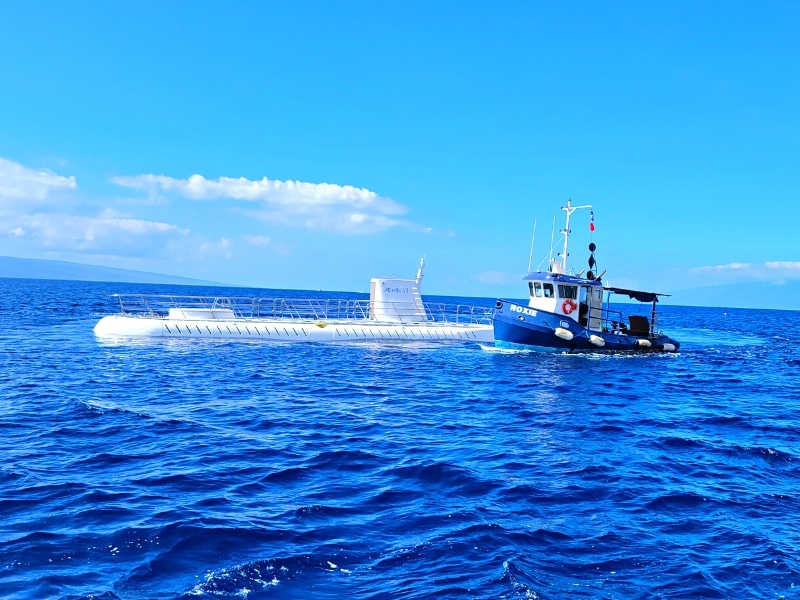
[493,300,679,353]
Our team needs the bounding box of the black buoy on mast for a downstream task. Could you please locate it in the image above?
[587,242,597,280]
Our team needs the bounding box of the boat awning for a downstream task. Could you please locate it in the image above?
[606,286,670,303]
[522,272,603,286]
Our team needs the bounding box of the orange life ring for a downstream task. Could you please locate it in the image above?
[562,299,577,314]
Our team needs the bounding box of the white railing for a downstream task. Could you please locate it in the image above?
[106,294,495,325]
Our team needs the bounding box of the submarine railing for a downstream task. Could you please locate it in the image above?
[107,294,495,325]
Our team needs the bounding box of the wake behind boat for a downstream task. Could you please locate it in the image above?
[94,258,495,343]
[493,201,680,353]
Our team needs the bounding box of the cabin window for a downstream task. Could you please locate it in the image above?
[558,284,577,299]
[534,282,543,297]
[594,288,603,301]
[543,283,554,298]
[528,282,534,296]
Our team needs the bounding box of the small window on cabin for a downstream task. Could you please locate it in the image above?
[594,288,603,301]
[528,282,534,296]
[543,283,554,298]
[558,285,577,299]
[534,282,543,297]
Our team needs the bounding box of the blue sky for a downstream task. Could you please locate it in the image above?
[1,1,798,299]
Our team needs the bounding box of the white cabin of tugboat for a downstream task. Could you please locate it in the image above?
[524,271,605,331]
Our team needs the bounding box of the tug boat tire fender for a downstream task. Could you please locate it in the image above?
[635,338,652,348]
[554,327,574,341]
[589,334,605,347]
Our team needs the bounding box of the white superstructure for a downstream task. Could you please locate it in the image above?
[368,256,427,323]
[94,258,494,343]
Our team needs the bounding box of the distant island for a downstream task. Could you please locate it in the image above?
[0,256,228,286]
[2,255,795,310]
[668,280,798,311]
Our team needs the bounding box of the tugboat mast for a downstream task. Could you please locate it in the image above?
[559,199,592,273]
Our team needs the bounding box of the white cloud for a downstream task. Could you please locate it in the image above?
[111,172,414,233]
[244,208,407,233]
[242,234,271,247]
[765,261,800,271]
[0,157,76,203]
[691,262,752,272]
[199,237,231,251]
[8,212,188,254]
[0,157,193,260]
[198,237,233,259]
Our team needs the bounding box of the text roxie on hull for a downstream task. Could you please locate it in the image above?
[493,200,680,353]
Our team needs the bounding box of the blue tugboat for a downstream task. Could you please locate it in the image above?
[493,200,680,353]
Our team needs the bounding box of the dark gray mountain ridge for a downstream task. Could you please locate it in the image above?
[0,256,228,286]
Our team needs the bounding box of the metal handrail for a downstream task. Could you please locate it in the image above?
[105,294,495,325]
[597,306,665,337]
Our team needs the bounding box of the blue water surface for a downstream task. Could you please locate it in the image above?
[1,278,799,599]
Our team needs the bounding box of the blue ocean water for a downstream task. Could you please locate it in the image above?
[2,278,799,599]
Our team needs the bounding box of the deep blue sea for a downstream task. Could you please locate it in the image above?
[2,278,799,599]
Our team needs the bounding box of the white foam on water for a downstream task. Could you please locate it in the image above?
[480,344,676,360]
[478,344,534,354]
[672,327,765,347]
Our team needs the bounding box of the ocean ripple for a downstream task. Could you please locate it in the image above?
[1,280,799,598]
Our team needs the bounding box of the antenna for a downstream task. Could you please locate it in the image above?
[559,199,592,273]
[548,216,555,270]
[415,255,426,286]
[526,218,537,273]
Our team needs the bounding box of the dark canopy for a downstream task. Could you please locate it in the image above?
[606,287,670,303]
